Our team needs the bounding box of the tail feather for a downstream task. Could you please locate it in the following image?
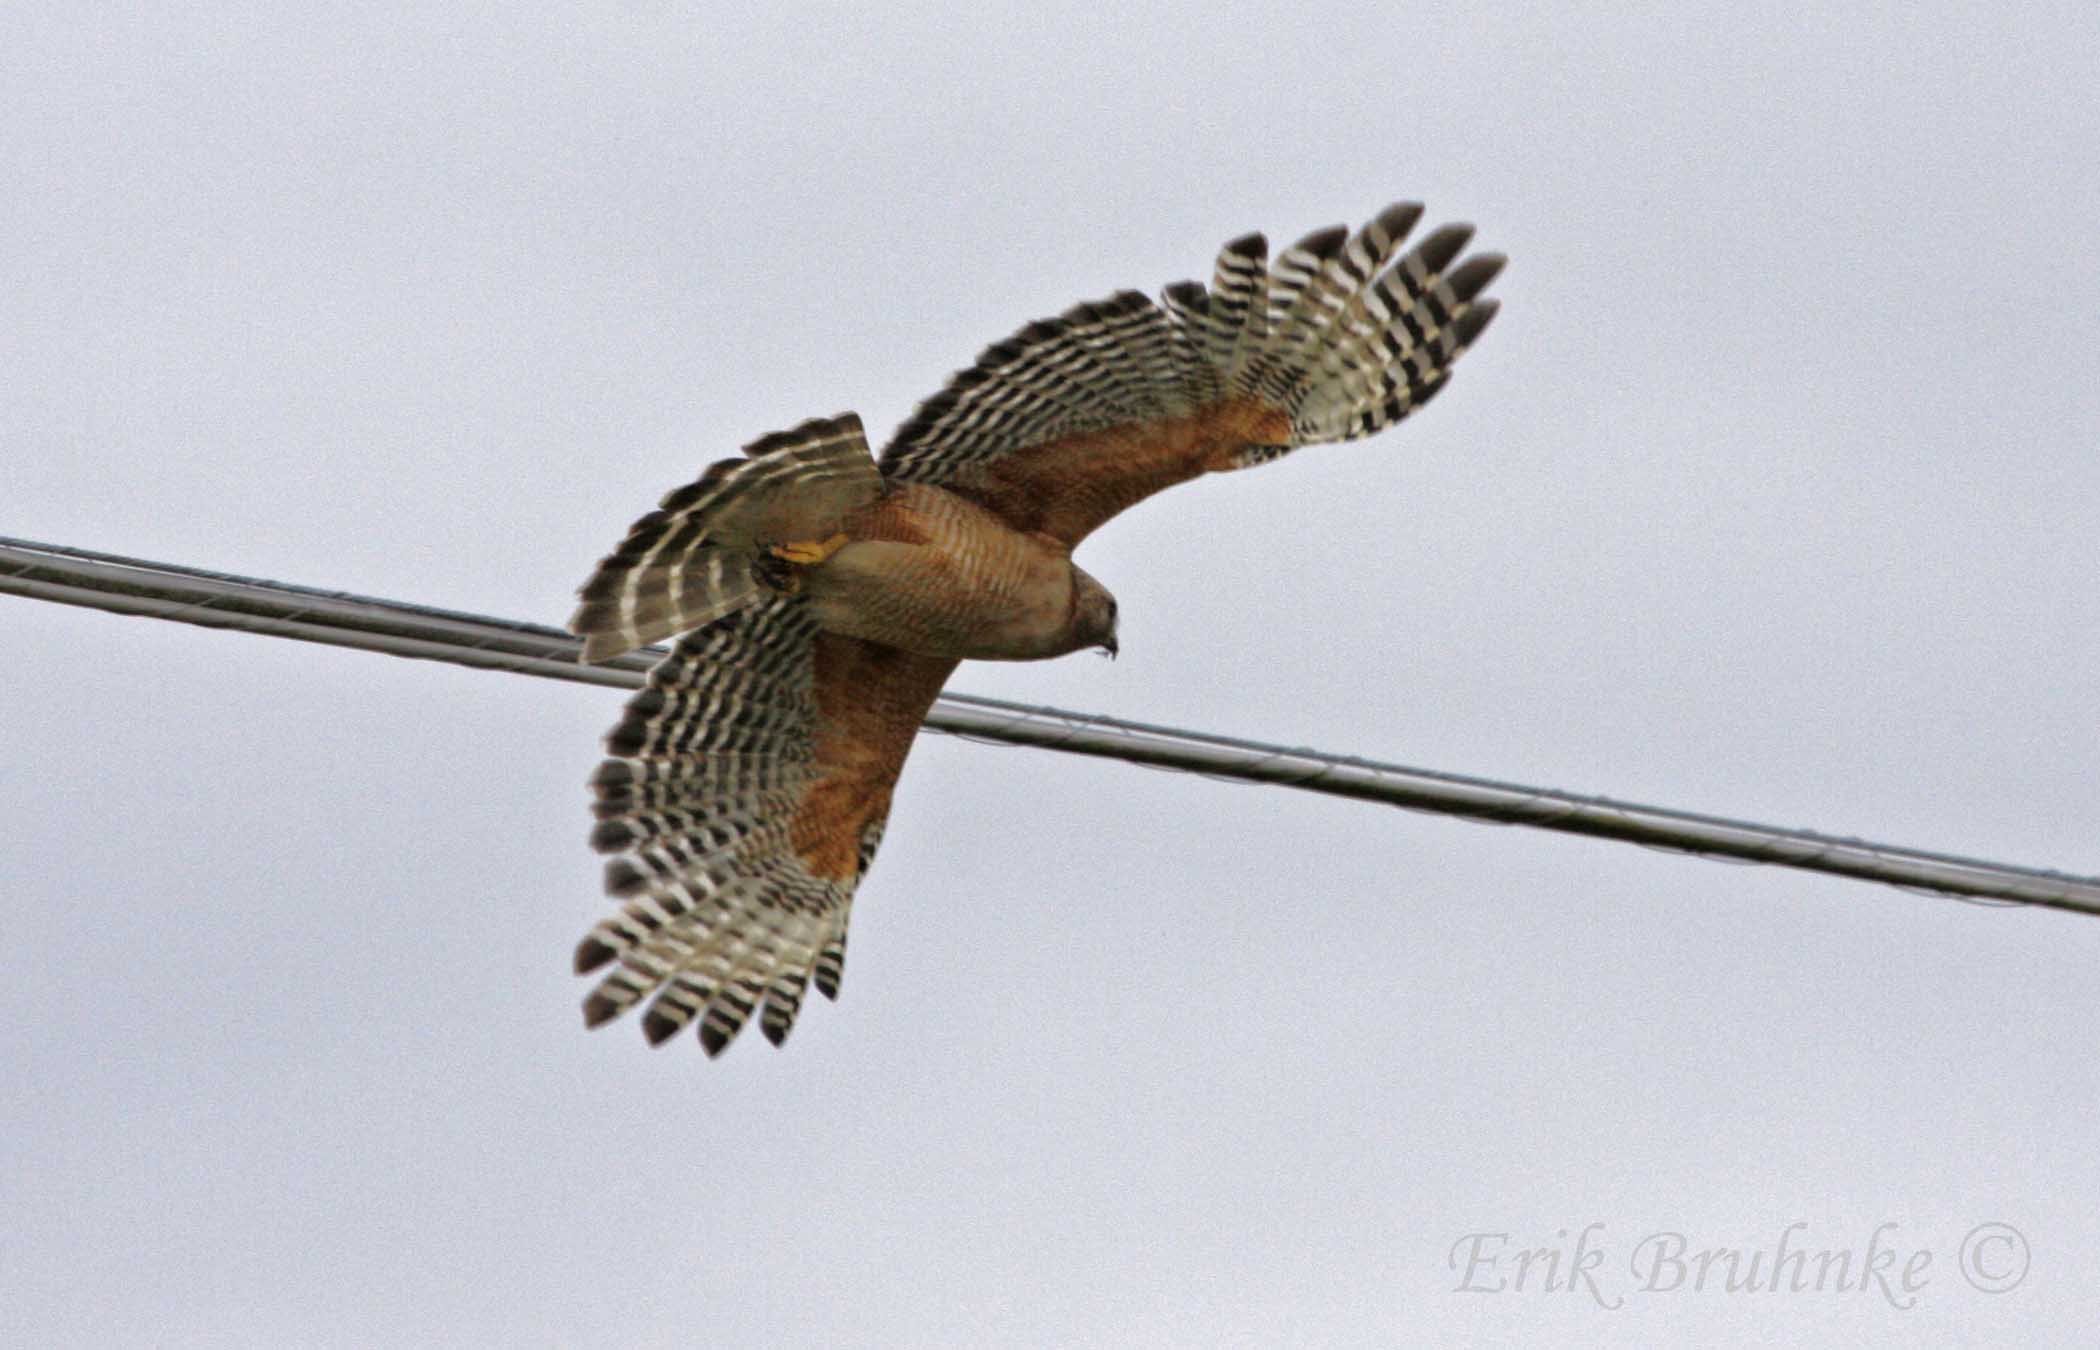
[572,546,758,665]
[570,413,880,662]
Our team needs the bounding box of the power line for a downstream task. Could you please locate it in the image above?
[5,533,2097,917]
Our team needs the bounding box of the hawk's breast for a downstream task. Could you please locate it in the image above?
[801,482,1079,661]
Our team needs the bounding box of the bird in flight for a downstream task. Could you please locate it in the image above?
[568,203,1502,1055]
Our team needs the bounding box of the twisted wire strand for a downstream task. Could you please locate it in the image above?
[5,534,2096,916]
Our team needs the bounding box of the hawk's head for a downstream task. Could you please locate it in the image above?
[1067,566,1119,659]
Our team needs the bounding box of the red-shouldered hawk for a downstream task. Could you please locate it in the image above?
[569,203,1502,1054]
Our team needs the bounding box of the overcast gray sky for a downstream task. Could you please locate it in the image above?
[6,3,2098,1345]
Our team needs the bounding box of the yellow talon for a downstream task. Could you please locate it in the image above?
[769,532,849,566]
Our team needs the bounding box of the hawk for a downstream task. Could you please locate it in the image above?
[568,203,1502,1054]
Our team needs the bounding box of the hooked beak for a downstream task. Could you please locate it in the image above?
[1097,634,1118,660]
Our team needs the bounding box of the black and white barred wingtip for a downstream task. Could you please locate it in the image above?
[1251,204,1505,451]
[1446,253,1506,306]
[1454,297,1501,348]
[581,924,846,1053]
[644,1006,686,1047]
[582,988,625,1029]
[1287,223,1350,263]
[573,601,877,1058]
[575,934,618,975]
[1413,222,1475,277]
[1370,200,1426,241]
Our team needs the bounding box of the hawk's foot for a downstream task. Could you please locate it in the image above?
[749,550,801,594]
[768,532,849,566]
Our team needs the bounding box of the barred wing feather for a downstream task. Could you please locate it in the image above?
[575,595,956,1054]
[879,202,1501,545]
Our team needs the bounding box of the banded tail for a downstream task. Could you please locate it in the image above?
[570,413,882,663]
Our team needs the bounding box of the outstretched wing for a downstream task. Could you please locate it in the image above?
[879,203,1502,546]
[575,594,956,1054]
